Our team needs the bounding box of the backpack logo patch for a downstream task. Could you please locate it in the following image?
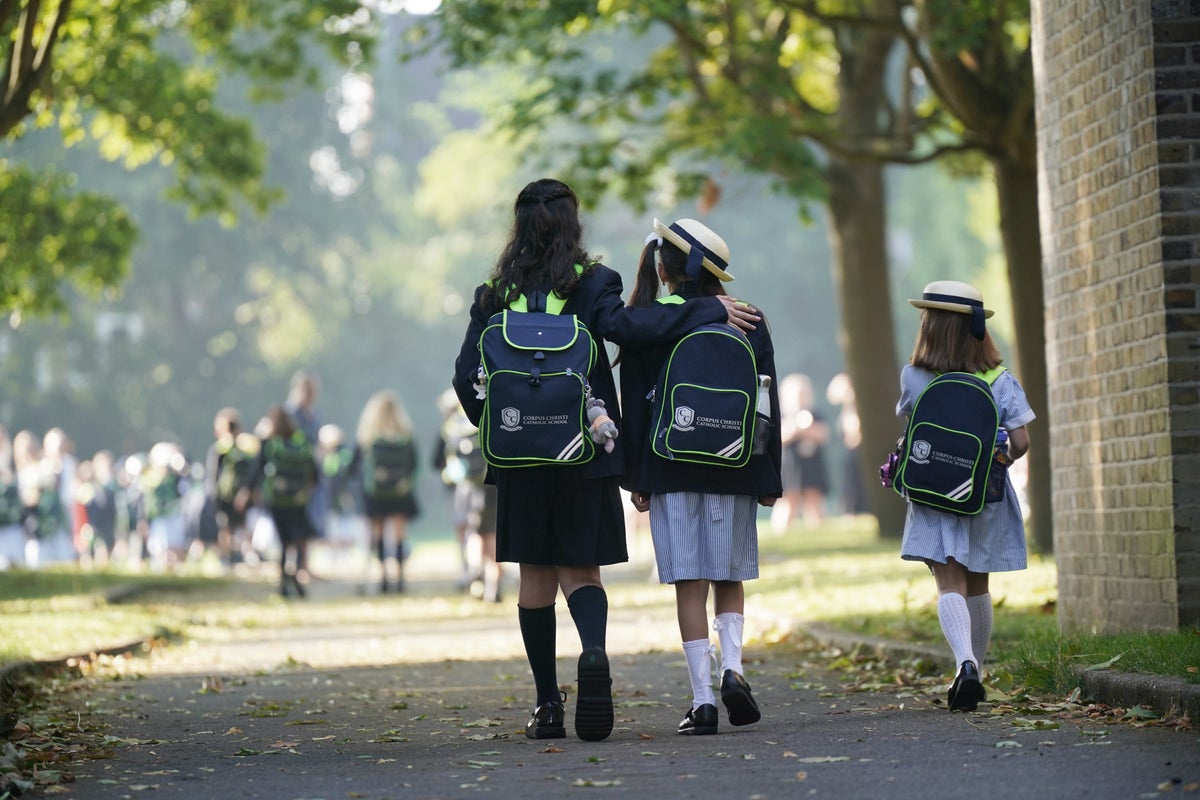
[501,407,522,431]
[673,406,696,431]
[910,440,932,463]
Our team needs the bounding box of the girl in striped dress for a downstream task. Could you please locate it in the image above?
[619,218,783,735]
[898,280,1035,711]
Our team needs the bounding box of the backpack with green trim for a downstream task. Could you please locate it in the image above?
[476,287,598,468]
[649,300,760,468]
[362,437,417,501]
[262,434,316,508]
[215,433,259,504]
[893,367,1005,515]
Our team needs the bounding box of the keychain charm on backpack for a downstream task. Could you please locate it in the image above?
[473,365,487,400]
[586,395,619,454]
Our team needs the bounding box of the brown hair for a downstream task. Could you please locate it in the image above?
[627,238,725,310]
[264,404,298,440]
[909,309,1003,374]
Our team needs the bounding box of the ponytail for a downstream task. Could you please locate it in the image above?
[626,243,662,309]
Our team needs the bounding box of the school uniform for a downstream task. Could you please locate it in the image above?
[353,441,421,521]
[619,286,784,583]
[452,264,729,567]
[896,365,1036,573]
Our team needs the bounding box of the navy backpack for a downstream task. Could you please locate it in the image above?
[894,367,1005,515]
[477,288,598,468]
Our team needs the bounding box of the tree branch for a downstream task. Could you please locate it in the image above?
[808,128,981,165]
[1,0,71,138]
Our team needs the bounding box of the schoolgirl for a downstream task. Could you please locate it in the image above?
[619,218,783,735]
[451,179,757,742]
[254,404,319,599]
[898,280,1035,711]
[355,389,421,594]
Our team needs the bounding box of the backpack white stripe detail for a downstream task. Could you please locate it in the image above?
[945,477,974,501]
[557,432,585,461]
[716,438,744,458]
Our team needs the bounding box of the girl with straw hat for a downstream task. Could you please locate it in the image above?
[620,217,783,735]
[899,280,1036,711]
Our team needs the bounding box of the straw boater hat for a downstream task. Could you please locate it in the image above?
[909,280,993,339]
[652,218,733,282]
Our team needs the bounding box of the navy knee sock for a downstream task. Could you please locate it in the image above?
[566,584,608,651]
[518,604,559,706]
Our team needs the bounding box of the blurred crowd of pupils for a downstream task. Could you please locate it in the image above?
[0,367,878,586]
[0,371,500,601]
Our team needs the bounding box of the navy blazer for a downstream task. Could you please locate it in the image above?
[619,286,784,498]
[451,263,728,480]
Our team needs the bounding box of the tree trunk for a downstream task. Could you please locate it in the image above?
[825,8,906,538]
[992,155,1053,555]
[826,156,906,538]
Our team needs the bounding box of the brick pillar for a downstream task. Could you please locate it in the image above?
[1032,1,1200,632]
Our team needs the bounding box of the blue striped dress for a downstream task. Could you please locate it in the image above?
[649,492,760,583]
[897,366,1037,573]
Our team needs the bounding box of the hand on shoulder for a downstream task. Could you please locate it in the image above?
[716,295,760,331]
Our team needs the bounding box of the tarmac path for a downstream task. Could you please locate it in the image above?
[30,567,1200,800]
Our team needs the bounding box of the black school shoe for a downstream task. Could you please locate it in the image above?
[677,703,719,735]
[947,661,986,712]
[574,647,614,741]
[525,696,566,740]
[720,669,762,726]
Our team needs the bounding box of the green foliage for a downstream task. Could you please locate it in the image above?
[1009,628,1200,694]
[1,0,380,315]
[0,160,135,316]
[416,1,844,212]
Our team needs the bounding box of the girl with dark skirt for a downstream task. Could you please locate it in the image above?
[451,178,758,742]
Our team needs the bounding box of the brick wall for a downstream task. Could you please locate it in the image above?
[1033,1,1200,632]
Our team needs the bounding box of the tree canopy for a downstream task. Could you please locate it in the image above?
[1,0,377,315]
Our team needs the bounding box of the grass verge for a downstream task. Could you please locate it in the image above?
[2,517,1198,698]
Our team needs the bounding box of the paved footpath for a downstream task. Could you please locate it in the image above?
[37,571,1200,800]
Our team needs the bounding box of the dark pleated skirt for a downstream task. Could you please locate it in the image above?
[493,469,627,567]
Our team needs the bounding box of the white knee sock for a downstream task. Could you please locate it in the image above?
[713,612,744,675]
[682,639,716,708]
[966,593,993,673]
[937,592,976,669]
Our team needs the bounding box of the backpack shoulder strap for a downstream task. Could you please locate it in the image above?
[490,265,586,315]
[977,365,1007,385]
[656,295,686,306]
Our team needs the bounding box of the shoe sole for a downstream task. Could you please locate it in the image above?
[526,726,566,740]
[575,648,614,741]
[677,726,718,736]
[721,683,762,726]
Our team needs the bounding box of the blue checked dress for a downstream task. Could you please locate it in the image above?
[897,365,1037,573]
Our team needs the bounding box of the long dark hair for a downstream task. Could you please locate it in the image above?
[481,179,596,314]
[627,237,725,309]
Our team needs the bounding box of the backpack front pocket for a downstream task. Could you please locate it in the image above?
[654,383,752,466]
[482,370,594,466]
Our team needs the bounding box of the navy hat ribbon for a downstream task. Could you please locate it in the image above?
[670,222,727,281]
[922,291,986,340]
